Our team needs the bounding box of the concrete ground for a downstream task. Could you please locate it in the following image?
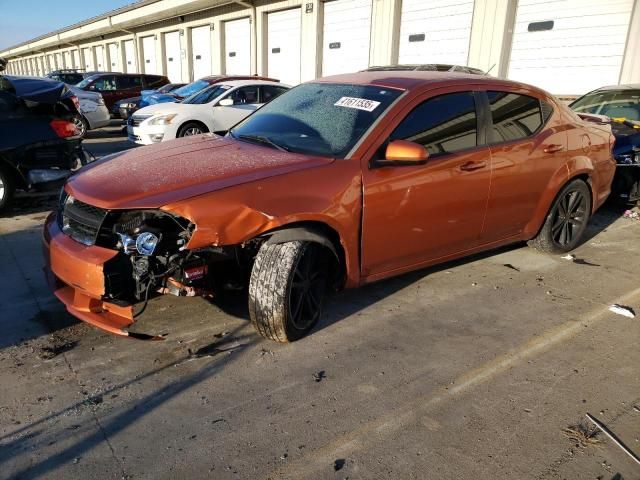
[1,123,639,480]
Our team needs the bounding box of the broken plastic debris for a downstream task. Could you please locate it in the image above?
[561,254,575,261]
[608,304,636,318]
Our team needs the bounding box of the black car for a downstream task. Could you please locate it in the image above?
[112,82,186,119]
[571,85,640,203]
[0,75,87,211]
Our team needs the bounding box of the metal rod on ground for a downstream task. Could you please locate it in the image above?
[585,413,640,466]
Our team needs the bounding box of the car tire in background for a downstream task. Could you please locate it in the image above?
[528,179,592,253]
[177,122,208,138]
[0,164,15,212]
[72,115,89,137]
[248,241,330,342]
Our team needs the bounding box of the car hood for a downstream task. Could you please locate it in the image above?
[66,135,334,209]
[133,103,192,117]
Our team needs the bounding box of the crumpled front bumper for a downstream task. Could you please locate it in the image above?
[43,212,139,338]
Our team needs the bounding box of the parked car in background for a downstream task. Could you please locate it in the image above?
[75,73,169,111]
[67,85,110,136]
[0,75,86,211]
[113,82,186,120]
[128,80,289,145]
[364,64,487,75]
[44,71,615,341]
[570,84,640,203]
[141,75,279,107]
[46,69,86,85]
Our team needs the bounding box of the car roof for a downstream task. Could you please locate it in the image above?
[312,71,528,92]
[214,79,288,87]
[589,84,640,92]
[200,74,280,83]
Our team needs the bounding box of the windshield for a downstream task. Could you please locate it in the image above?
[76,74,100,89]
[182,84,231,104]
[230,83,402,158]
[571,90,640,121]
[172,79,210,98]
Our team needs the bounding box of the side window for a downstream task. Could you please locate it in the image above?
[229,86,259,105]
[118,75,142,89]
[92,75,117,91]
[261,86,288,103]
[390,91,478,156]
[487,91,543,143]
[145,75,166,88]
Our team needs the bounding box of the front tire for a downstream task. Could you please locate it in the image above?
[248,241,329,342]
[177,122,207,138]
[0,165,15,213]
[528,179,591,253]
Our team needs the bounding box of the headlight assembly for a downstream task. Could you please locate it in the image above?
[148,114,177,126]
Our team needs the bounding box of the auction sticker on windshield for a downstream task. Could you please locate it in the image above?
[334,96,381,112]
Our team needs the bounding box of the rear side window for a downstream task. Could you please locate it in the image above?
[390,91,478,156]
[261,85,288,103]
[118,75,142,89]
[487,91,543,143]
[145,75,167,88]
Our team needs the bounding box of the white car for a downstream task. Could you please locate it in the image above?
[68,85,110,136]
[127,80,290,145]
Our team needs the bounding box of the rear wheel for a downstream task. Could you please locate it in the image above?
[72,115,88,137]
[528,179,591,253]
[248,241,329,342]
[0,165,15,212]
[177,122,207,138]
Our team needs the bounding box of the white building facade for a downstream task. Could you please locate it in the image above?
[2,0,639,96]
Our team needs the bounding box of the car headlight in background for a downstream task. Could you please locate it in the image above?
[148,114,177,126]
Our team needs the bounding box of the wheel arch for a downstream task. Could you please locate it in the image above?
[177,119,209,136]
[260,221,347,289]
[0,154,26,189]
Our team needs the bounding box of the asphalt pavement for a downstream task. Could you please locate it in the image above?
[0,123,639,480]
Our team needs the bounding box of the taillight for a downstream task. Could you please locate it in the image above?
[50,119,79,138]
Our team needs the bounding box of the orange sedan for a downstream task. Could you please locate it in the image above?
[43,71,616,342]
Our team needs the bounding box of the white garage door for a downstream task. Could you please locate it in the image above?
[71,50,78,69]
[398,0,474,66]
[267,8,301,85]
[108,43,120,71]
[322,0,372,76]
[62,52,70,70]
[191,25,212,79]
[142,36,158,74]
[508,0,634,95]
[164,31,183,82]
[95,45,105,71]
[124,40,137,73]
[55,53,63,70]
[82,48,93,71]
[224,18,251,75]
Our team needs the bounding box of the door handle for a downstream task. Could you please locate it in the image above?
[459,161,487,172]
[543,144,564,154]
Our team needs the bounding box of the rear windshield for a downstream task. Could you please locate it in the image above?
[571,90,640,121]
[230,83,402,158]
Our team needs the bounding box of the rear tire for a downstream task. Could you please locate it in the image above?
[248,241,329,342]
[0,165,15,213]
[72,115,88,137]
[528,179,591,253]
[177,122,208,138]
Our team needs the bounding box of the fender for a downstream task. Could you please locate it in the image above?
[264,226,339,262]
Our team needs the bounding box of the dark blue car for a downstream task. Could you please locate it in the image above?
[571,85,640,203]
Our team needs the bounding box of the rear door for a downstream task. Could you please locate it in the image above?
[479,90,564,242]
[361,90,492,278]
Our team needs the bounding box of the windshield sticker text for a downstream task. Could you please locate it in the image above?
[334,96,381,112]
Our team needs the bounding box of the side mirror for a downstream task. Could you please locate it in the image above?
[218,98,234,107]
[374,140,429,167]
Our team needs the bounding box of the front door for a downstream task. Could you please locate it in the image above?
[361,91,492,278]
[212,85,262,132]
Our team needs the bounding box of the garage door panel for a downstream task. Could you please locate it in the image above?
[124,40,137,73]
[142,36,158,74]
[224,18,251,75]
[398,0,474,66]
[508,0,633,94]
[322,0,372,76]
[267,8,301,85]
[164,31,183,82]
[191,25,212,79]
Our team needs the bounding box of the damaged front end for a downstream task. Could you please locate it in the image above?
[45,192,247,339]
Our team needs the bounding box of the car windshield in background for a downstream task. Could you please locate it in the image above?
[76,75,100,89]
[173,79,210,97]
[571,90,640,121]
[230,83,402,158]
[182,84,231,104]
